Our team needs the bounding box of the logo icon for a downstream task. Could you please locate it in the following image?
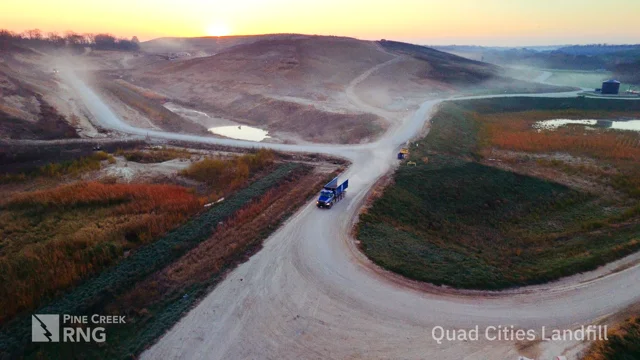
[32,314,59,342]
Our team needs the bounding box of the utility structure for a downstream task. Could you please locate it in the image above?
[601,79,621,95]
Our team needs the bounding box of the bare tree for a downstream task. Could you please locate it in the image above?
[0,29,16,40]
[94,33,116,49]
[25,29,43,40]
[47,32,65,47]
[83,33,95,45]
[65,31,85,47]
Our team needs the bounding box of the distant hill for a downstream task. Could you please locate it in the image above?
[433,44,640,83]
[555,44,640,56]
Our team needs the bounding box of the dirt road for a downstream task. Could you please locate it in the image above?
[59,61,640,360]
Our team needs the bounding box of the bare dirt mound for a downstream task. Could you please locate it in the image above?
[129,36,395,143]
[141,34,310,55]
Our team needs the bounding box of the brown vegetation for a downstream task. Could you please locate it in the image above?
[477,111,640,161]
[475,110,640,199]
[583,317,640,360]
[0,181,203,322]
[180,149,275,194]
[0,149,286,322]
[115,147,191,163]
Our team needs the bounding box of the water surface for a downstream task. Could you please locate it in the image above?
[534,119,640,132]
[208,125,270,141]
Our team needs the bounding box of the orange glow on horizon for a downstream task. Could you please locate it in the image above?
[206,23,231,37]
[1,0,639,46]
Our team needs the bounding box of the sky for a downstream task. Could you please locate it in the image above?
[2,0,640,46]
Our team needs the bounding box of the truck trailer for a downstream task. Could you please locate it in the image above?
[316,177,348,209]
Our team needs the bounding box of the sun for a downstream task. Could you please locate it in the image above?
[206,24,231,37]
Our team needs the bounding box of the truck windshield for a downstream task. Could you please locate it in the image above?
[320,190,333,196]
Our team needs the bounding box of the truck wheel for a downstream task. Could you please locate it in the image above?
[328,203,333,209]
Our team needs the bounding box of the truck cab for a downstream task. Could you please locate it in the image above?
[317,189,335,208]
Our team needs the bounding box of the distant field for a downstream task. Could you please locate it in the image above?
[357,97,640,290]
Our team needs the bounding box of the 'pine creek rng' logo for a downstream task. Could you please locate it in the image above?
[32,315,59,342]
[32,314,126,343]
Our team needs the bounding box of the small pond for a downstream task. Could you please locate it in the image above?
[208,125,270,141]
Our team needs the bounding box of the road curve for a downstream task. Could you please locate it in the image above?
[59,63,640,360]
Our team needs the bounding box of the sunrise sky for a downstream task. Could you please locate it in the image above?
[2,0,640,46]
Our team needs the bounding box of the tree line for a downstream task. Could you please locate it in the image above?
[0,28,140,51]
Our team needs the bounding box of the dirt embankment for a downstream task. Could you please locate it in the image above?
[0,48,80,140]
[96,76,209,135]
[0,92,79,140]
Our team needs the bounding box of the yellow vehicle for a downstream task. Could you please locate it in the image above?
[397,148,410,159]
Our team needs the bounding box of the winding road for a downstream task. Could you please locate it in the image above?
[59,59,640,360]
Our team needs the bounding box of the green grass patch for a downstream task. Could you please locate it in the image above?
[358,97,640,290]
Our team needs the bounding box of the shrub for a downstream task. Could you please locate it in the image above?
[0,182,202,323]
[180,149,275,191]
[583,317,640,360]
[116,147,191,163]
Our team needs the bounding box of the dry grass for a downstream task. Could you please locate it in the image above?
[0,181,203,322]
[115,147,191,163]
[475,111,640,198]
[180,149,275,194]
[477,111,640,161]
[583,317,640,360]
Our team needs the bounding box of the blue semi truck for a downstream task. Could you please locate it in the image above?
[316,177,348,209]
